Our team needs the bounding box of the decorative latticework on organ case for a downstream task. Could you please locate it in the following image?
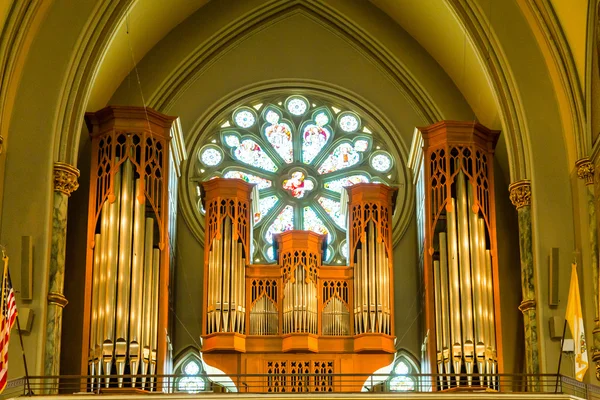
[82,106,185,390]
[409,120,502,390]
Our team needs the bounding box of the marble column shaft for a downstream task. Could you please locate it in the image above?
[579,158,600,379]
[509,180,540,375]
[44,162,79,377]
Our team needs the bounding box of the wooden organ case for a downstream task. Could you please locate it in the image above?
[82,106,185,390]
[200,178,397,392]
[409,121,503,390]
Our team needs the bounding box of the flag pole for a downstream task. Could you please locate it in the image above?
[555,318,567,393]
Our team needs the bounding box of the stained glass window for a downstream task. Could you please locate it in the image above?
[388,358,417,392]
[302,125,331,164]
[224,136,277,172]
[234,108,256,128]
[286,97,308,115]
[317,141,368,174]
[200,147,222,166]
[255,195,279,224]
[264,123,293,163]
[176,359,206,394]
[324,174,370,193]
[265,205,294,244]
[282,171,314,198]
[338,113,360,132]
[223,171,272,190]
[371,152,392,172]
[317,197,345,229]
[196,94,396,263]
[303,207,331,243]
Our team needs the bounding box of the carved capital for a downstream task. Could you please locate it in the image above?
[518,299,536,313]
[509,180,532,210]
[53,162,80,196]
[576,158,595,185]
[47,292,68,308]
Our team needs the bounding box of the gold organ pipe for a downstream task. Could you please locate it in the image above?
[103,165,122,386]
[95,202,109,381]
[215,219,223,331]
[149,248,160,387]
[361,238,368,332]
[115,161,134,385]
[467,183,485,376]
[141,218,154,384]
[456,172,474,383]
[439,232,452,386]
[478,219,490,358]
[90,233,102,386]
[446,199,462,380]
[223,217,231,332]
[354,250,361,334]
[376,238,383,333]
[129,179,145,385]
[237,243,244,333]
[230,233,238,333]
[368,222,376,332]
[485,249,497,376]
[433,259,444,382]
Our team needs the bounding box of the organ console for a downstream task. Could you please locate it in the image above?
[409,121,503,390]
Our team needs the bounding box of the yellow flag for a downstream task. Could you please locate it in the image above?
[566,264,588,381]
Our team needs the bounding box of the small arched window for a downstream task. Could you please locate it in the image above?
[388,355,418,392]
[175,357,207,393]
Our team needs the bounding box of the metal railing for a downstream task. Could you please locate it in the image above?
[1,373,583,397]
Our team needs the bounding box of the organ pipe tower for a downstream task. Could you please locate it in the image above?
[82,106,185,391]
[409,121,502,390]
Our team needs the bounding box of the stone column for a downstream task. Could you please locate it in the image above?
[509,180,540,375]
[44,162,79,377]
[578,158,600,379]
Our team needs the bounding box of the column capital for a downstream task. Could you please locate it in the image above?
[576,158,595,185]
[509,180,531,210]
[53,162,79,196]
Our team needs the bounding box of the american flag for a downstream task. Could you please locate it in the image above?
[0,256,17,393]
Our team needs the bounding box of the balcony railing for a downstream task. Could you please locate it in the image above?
[1,373,595,398]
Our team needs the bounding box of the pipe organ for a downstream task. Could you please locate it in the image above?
[409,121,502,389]
[200,179,397,392]
[83,106,186,390]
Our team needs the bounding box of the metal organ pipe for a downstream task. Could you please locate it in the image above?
[115,160,133,385]
[103,164,122,386]
[129,179,145,384]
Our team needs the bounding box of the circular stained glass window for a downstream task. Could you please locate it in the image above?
[199,147,222,167]
[234,108,256,128]
[177,360,206,394]
[371,152,393,172]
[338,112,360,132]
[196,94,396,264]
[286,96,308,116]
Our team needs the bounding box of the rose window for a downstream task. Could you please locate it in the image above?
[197,94,395,264]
